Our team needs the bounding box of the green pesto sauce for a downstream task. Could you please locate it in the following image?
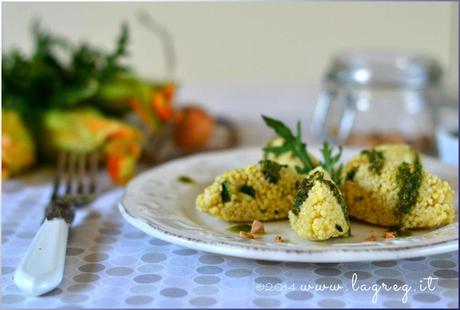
[395,161,423,218]
[259,159,286,184]
[346,167,358,181]
[396,230,412,237]
[227,224,252,233]
[221,181,231,203]
[239,185,256,198]
[292,175,316,215]
[362,149,385,175]
[322,178,349,222]
[177,175,195,184]
[294,180,300,190]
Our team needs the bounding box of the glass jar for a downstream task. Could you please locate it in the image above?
[311,50,444,154]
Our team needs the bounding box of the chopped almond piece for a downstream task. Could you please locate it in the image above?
[251,220,265,234]
[273,234,286,243]
[365,235,377,241]
[240,231,255,239]
[384,231,397,239]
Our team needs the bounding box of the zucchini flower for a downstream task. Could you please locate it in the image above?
[2,109,36,179]
[43,108,142,185]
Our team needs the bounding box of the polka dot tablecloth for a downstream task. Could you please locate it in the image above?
[2,176,458,309]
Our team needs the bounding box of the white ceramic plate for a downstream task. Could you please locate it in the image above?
[119,147,458,262]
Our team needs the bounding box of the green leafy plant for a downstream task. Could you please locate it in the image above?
[319,142,344,185]
[262,115,315,174]
[2,21,131,131]
[262,115,344,185]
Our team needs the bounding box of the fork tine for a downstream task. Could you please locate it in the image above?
[52,150,98,207]
[77,153,86,195]
[51,152,67,201]
[89,152,98,195]
[65,152,77,196]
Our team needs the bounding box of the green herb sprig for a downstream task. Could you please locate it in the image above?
[262,115,344,185]
[262,115,315,174]
[319,142,344,185]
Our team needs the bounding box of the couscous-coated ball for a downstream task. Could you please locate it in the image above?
[196,160,303,222]
[342,144,455,229]
[289,167,350,241]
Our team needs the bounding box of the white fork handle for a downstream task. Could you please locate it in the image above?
[14,218,69,296]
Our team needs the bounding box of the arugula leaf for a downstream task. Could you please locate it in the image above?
[261,115,344,185]
[263,144,291,157]
[262,115,315,174]
[319,141,344,185]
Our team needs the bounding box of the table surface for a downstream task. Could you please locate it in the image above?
[2,169,459,309]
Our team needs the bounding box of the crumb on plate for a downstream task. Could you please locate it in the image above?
[240,231,256,239]
[273,234,286,243]
[384,231,397,239]
[365,235,378,241]
[251,220,265,234]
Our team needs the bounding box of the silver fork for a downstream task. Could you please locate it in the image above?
[14,151,98,296]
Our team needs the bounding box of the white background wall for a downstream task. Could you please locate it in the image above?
[2,1,458,93]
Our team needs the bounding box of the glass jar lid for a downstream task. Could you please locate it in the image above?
[326,50,443,89]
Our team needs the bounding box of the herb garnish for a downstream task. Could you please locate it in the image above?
[259,159,285,184]
[262,116,315,174]
[322,178,350,223]
[396,161,422,216]
[262,115,343,185]
[362,149,385,175]
[178,175,195,184]
[319,142,344,186]
[346,166,358,181]
[227,224,251,233]
[292,170,350,236]
[292,171,320,215]
[221,181,231,203]
[239,185,256,198]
